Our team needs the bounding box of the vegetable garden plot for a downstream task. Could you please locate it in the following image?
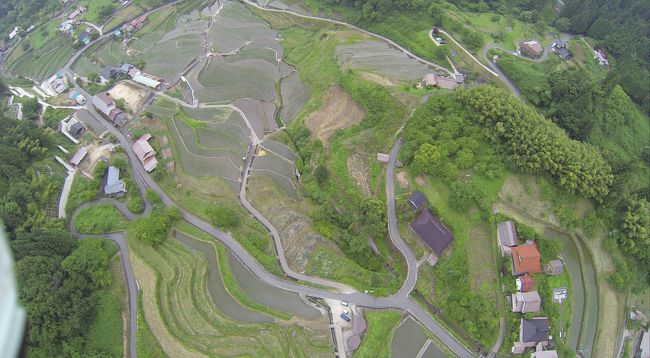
[280,71,310,124]
[336,42,433,81]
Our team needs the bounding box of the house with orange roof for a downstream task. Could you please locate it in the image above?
[511,244,542,275]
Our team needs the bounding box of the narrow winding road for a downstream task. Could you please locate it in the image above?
[47,0,484,356]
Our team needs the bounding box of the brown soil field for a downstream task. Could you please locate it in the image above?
[347,153,371,196]
[247,175,340,272]
[304,85,364,146]
[358,72,398,87]
[108,81,148,113]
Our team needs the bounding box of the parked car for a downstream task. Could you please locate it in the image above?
[342,308,350,316]
[340,313,351,322]
[341,301,349,307]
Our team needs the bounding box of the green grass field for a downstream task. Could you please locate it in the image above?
[353,310,401,357]
[73,203,129,234]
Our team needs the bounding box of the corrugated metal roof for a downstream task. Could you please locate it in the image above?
[132,74,160,88]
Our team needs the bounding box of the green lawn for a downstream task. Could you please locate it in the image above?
[353,310,401,357]
[73,203,129,234]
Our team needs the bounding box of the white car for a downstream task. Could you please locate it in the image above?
[342,308,350,316]
[341,301,349,307]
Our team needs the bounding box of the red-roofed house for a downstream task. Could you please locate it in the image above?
[132,134,158,172]
[521,41,543,58]
[516,275,535,292]
[511,244,542,275]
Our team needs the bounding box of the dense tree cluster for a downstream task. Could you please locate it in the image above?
[616,197,650,272]
[0,116,63,236]
[559,0,650,110]
[131,206,181,245]
[457,86,613,201]
[0,0,60,36]
[11,230,114,356]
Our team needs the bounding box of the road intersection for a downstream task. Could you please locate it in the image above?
[43,1,491,356]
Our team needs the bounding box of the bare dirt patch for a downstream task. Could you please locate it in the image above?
[358,72,398,87]
[79,142,116,176]
[396,171,409,188]
[415,176,427,186]
[347,153,371,196]
[108,81,148,113]
[304,85,364,146]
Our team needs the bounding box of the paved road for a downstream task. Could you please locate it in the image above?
[428,28,523,99]
[385,139,418,296]
[55,0,478,356]
[68,199,142,358]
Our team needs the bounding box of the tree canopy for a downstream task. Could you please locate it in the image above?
[457,86,613,201]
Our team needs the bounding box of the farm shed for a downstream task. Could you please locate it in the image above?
[543,260,564,276]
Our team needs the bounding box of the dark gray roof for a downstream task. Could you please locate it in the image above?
[100,66,117,79]
[557,47,572,60]
[408,191,426,210]
[521,318,549,343]
[113,111,127,126]
[69,122,85,138]
[410,208,453,255]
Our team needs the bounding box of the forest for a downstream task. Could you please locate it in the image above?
[0,81,121,355]
[559,0,650,111]
[0,0,60,37]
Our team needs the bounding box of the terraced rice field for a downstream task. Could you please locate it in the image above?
[127,228,333,357]
[280,71,311,124]
[251,149,299,199]
[336,41,434,82]
[166,107,247,181]
[4,36,74,81]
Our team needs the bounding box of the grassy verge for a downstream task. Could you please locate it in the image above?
[85,254,125,357]
[73,202,129,234]
[136,292,166,358]
[353,310,401,357]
